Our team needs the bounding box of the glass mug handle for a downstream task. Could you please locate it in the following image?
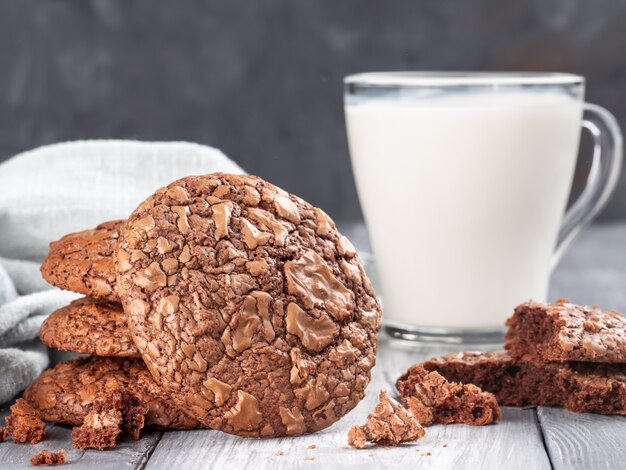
[552,103,623,268]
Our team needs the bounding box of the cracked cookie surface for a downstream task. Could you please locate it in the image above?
[116,173,382,437]
[23,357,202,430]
[40,297,139,357]
[41,220,123,302]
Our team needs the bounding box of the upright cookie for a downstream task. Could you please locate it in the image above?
[23,357,203,429]
[116,173,381,437]
[40,297,139,357]
[41,220,123,302]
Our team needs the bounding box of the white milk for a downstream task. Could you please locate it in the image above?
[345,91,583,329]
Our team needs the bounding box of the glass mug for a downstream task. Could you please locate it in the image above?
[344,72,622,346]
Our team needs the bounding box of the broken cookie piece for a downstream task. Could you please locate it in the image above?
[72,406,122,450]
[72,390,148,449]
[30,449,66,466]
[420,350,626,415]
[5,399,46,444]
[505,299,626,363]
[396,365,501,426]
[348,390,425,448]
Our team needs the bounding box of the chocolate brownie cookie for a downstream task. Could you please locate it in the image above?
[30,449,66,466]
[396,365,500,426]
[505,299,626,363]
[23,357,202,429]
[4,399,46,444]
[116,173,381,437]
[419,351,626,415]
[41,220,123,302]
[347,390,424,448]
[40,297,139,357]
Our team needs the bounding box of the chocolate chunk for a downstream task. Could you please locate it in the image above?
[116,173,381,437]
[505,299,626,363]
[347,390,425,448]
[420,350,626,415]
[29,449,66,466]
[40,220,123,302]
[23,357,202,430]
[40,297,139,357]
[4,399,45,444]
[396,365,500,426]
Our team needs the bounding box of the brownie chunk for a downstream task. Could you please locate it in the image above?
[505,299,626,363]
[72,397,123,450]
[40,297,139,357]
[421,351,626,415]
[41,220,123,302]
[116,174,381,437]
[396,365,500,426]
[23,357,201,430]
[5,399,46,444]
[347,390,425,448]
[72,390,148,449]
[30,449,66,466]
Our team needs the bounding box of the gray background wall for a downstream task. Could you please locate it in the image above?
[1,0,625,222]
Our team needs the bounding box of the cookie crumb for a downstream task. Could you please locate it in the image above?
[275,451,284,457]
[5,399,46,444]
[30,449,66,466]
[0,427,7,442]
[368,453,373,457]
[397,366,500,426]
[304,457,315,461]
[307,444,316,449]
[443,443,448,448]
[347,390,425,449]
[426,452,432,456]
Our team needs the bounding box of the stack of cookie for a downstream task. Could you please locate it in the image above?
[398,299,626,416]
[23,173,382,445]
[30,218,202,434]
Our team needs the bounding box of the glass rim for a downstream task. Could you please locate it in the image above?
[344,71,584,87]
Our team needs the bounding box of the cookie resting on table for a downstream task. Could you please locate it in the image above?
[41,220,124,302]
[115,173,382,437]
[420,350,626,415]
[23,357,203,429]
[505,299,626,363]
[40,297,139,357]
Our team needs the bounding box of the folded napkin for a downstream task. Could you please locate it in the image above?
[0,140,244,404]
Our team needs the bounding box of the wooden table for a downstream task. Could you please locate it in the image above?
[2,222,626,469]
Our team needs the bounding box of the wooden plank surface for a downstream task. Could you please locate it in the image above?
[538,407,626,470]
